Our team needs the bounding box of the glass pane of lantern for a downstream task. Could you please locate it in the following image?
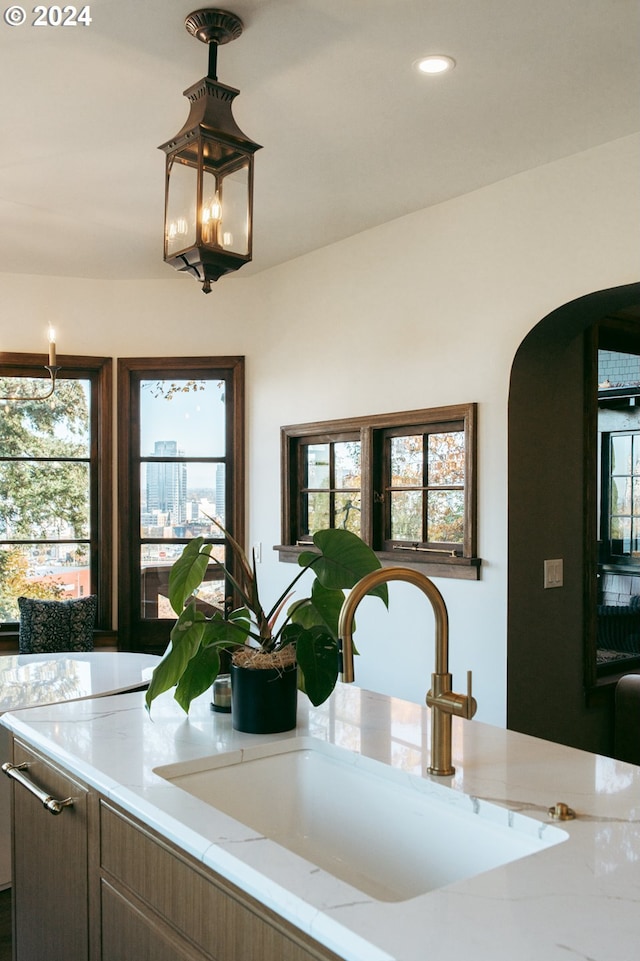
[220,163,249,255]
[166,156,197,256]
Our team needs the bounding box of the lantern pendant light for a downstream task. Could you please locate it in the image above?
[159,9,262,293]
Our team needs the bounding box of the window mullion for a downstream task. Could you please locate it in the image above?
[361,426,376,547]
[329,442,336,527]
[299,441,311,538]
[422,431,429,545]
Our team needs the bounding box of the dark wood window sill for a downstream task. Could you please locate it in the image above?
[274,545,481,581]
[0,630,119,655]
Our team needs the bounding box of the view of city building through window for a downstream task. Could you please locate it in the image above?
[139,378,229,620]
[118,358,243,650]
[142,440,225,532]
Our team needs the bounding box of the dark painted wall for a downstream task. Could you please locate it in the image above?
[508,283,640,756]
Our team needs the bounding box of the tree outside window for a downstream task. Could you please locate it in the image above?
[280,404,479,580]
[386,428,465,548]
[0,356,111,630]
[298,436,361,538]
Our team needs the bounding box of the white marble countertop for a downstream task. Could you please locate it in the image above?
[0,651,160,712]
[1,683,639,961]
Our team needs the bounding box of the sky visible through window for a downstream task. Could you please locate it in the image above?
[140,379,225,491]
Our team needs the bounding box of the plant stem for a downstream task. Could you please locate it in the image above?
[265,556,319,629]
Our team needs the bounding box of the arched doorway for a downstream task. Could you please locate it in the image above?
[508,282,640,756]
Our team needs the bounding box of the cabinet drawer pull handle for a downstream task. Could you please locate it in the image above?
[1,762,74,815]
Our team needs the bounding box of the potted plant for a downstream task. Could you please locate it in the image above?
[145,521,388,733]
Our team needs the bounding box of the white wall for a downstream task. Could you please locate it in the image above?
[1,133,638,727]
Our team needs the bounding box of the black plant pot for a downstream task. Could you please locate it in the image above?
[230,663,298,734]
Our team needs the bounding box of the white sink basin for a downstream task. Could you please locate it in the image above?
[155,737,567,902]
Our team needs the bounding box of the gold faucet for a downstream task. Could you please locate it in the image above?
[337,567,477,776]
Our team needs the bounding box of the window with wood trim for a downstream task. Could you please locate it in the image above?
[117,357,244,653]
[280,404,479,580]
[0,352,112,634]
[601,429,640,564]
[380,420,466,552]
[594,331,640,678]
[293,431,362,537]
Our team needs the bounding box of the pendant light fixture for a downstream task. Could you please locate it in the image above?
[159,9,262,293]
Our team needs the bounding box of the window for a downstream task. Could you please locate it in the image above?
[280,404,479,580]
[382,422,466,552]
[293,431,362,537]
[0,353,112,635]
[595,336,640,676]
[585,330,640,686]
[117,357,244,652]
[601,430,640,563]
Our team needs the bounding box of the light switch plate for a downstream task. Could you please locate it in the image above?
[544,558,563,589]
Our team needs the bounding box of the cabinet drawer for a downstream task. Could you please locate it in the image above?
[100,802,340,961]
[102,879,204,961]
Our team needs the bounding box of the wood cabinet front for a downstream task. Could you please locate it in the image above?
[10,740,93,961]
[100,803,342,961]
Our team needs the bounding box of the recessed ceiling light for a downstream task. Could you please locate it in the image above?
[415,55,456,75]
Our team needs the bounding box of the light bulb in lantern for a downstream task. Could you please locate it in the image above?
[210,192,222,221]
[202,192,222,245]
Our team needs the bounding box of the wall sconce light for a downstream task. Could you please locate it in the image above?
[0,327,61,402]
[159,8,262,293]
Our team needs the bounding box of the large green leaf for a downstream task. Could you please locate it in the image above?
[295,625,339,706]
[289,581,345,639]
[174,644,221,713]
[278,622,300,651]
[299,529,388,605]
[201,607,251,646]
[145,601,205,712]
[168,538,213,613]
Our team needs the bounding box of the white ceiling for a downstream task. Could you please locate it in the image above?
[0,0,637,284]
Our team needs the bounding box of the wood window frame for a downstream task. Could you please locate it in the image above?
[600,428,640,566]
[291,430,362,538]
[379,418,467,554]
[117,356,244,653]
[586,320,640,687]
[278,403,480,581]
[0,351,113,646]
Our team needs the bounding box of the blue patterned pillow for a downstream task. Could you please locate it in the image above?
[18,595,97,654]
